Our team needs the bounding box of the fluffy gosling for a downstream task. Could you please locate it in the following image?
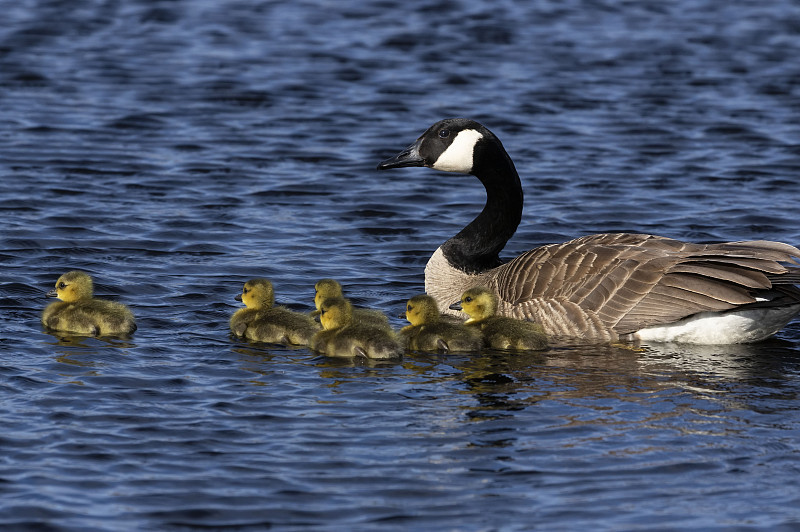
[312,278,389,327]
[451,287,548,351]
[42,271,136,336]
[312,296,401,359]
[231,279,320,345]
[400,294,481,352]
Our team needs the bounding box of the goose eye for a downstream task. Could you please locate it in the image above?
[438,129,450,138]
[464,296,472,303]
[58,282,66,289]
[407,304,412,312]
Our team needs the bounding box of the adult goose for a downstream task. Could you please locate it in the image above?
[377,118,800,344]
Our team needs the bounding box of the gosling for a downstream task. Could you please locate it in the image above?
[231,279,320,345]
[400,294,481,353]
[312,296,402,359]
[312,278,389,327]
[451,287,548,351]
[42,271,136,336]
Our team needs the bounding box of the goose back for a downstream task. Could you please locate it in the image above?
[488,233,800,340]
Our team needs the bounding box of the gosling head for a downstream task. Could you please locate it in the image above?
[235,279,275,310]
[47,271,94,302]
[314,278,343,312]
[405,294,442,327]
[318,296,353,331]
[450,286,497,323]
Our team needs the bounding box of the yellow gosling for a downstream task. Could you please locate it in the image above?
[312,296,401,359]
[312,278,389,326]
[400,294,481,353]
[231,279,320,345]
[42,271,136,336]
[452,287,548,351]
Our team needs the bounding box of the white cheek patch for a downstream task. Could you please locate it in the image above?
[432,129,482,173]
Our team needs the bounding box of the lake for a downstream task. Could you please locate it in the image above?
[2,0,800,529]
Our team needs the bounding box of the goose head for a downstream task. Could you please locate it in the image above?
[377,118,523,273]
[450,286,497,324]
[318,296,354,331]
[377,118,509,176]
[405,294,442,327]
[235,279,275,310]
[47,271,93,302]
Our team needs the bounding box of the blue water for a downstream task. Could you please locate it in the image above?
[2,0,800,529]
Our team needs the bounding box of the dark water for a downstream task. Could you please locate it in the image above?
[2,0,800,529]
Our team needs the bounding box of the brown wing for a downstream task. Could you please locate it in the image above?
[491,233,800,336]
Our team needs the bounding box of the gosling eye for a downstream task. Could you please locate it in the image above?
[58,282,67,289]
[438,129,450,139]
[242,288,249,294]
[407,304,413,312]
[464,296,472,303]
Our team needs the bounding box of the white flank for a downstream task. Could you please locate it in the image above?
[432,129,483,173]
[636,305,800,344]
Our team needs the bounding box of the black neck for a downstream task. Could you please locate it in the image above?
[441,140,523,274]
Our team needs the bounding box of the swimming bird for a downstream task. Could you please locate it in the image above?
[312,278,390,327]
[451,287,548,351]
[231,279,320,345]
[400,294,481,352]
[42,270,136,336]
[312,296,402,359]
[377,118,800,344]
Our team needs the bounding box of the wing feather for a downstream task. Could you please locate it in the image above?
[668,263,770,288]
[491,233,800,337]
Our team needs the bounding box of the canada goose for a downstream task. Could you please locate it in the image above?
[312,296,402,359]
[42,271,136,336]
[451,287,548,351]
[231,279,320,345]
[378,118,800,344]
[312,278,390,326]
[400,294,481,352]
